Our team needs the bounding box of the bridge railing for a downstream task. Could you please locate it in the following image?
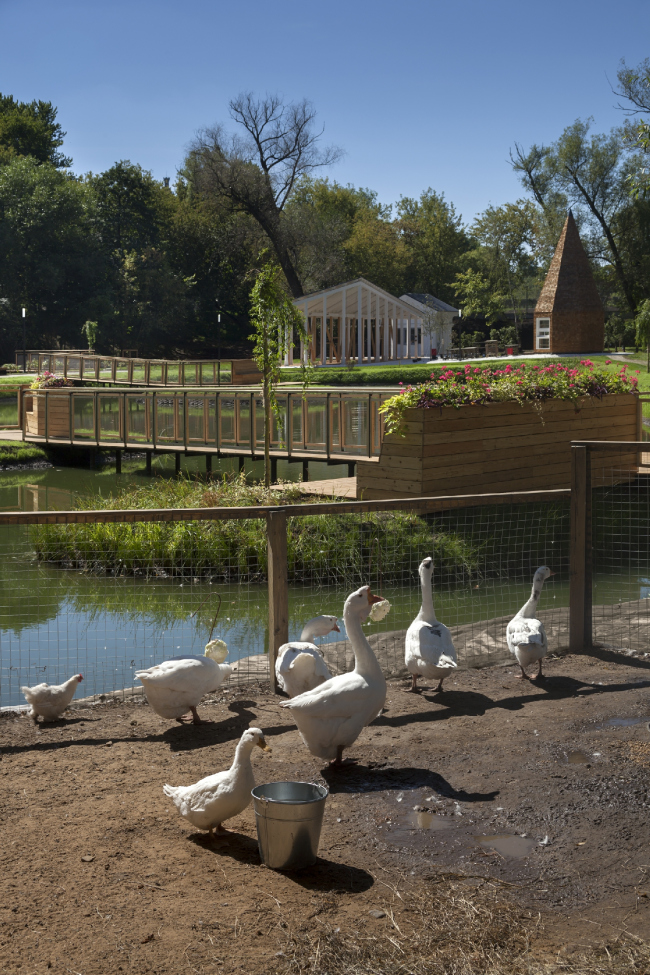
[15,352,260,386]
[22,387,391,459]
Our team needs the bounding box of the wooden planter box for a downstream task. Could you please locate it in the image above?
[356,394,641,500]
[24,391,72,439]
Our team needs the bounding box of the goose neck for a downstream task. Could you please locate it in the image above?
[344,607,383,678]
[299,624,315,642]
[519,580,545,618]
[232,739,254,768]
[417,571,437,623]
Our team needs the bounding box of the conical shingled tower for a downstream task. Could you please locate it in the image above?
[533,211,604,353]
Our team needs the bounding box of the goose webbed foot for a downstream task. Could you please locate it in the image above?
[330,746,357,767]
[516,665,530,681]
[435,679,445,693]
[190,706,203,725]
[532,662,545,681]
[408,674,421,693]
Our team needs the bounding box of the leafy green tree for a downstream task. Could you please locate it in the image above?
[471,200,538,324]
[81,320,98,350]
[249,263,308,486]
[397,189,470,304]
[0,94,71,167]
[452,268,506,325]
[511,120,642,314]
[90,161,173,254]
[0,157,108,360]
[634,298,650,371]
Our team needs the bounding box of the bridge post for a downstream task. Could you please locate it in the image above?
[206,453,212,475]
[267,509,288,695]
[238,456,245,474]
[347,461,355,478]
[115,449,121,474]
[270,457,277,483]
[145,452,152,476]
[175,453,181,474]
[302,459,309,482]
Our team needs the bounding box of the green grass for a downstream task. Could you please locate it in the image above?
[0,438,49,464]
[30,473,575,585]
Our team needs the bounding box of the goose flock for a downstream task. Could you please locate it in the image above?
[19,561,554,840]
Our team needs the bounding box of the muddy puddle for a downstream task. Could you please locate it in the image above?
[565,750,591,764]
[476,834,538,857]
[596,716,650,730]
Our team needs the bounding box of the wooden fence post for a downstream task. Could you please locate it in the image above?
[570,445,592,652]
[267,509,288,694]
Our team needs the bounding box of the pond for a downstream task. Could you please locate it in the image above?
[0,456,647,707]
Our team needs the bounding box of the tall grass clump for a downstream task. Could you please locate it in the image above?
[30,474,481,585]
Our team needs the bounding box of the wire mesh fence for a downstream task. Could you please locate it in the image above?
[1,444,649,711]
[591,453,650,654]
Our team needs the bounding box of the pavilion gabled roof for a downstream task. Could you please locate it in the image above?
[400,292,459,315]
[535,211,603,316]
[295,278,430,318]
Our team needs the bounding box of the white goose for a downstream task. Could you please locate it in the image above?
[275,615,339,697]
[282,586,386,765]
[163,727,270,837]
[135,642,232,724]
[506,566,554,680]
[405,557,457,693]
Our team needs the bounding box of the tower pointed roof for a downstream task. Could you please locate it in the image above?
[535,211,603,316]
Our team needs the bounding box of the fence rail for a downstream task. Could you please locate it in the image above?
[22,386,390,461]
[15,351,259,386]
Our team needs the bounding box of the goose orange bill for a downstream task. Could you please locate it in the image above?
[256,736,272,752]
[367,591,384,605]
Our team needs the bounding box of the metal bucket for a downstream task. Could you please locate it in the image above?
[252,781,328,871]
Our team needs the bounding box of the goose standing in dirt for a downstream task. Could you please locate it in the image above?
[282,586,386,765]
[275,615,339,697]
[405,557,457,693]
[506,566,554,680]
[163,727,270,838]
[135,641,232,725]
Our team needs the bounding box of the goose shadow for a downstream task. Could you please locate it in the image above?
[375,675,650,728]
[321,763,498,803]
[1,700,295,756]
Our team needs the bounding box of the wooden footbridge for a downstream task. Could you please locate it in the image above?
[21,386,389,478]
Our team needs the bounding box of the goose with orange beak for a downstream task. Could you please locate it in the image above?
[506,566,555,680]
[282,586,386,765]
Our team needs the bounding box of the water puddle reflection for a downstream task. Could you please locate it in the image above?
[565,750,590,764]
[597,716,649,729]
[476,834,537,857]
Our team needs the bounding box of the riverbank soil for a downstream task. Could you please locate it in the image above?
[2,648,650,974]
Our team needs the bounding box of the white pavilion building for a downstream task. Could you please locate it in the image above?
[289,278,457,366]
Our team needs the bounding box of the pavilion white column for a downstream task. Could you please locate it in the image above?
[375,294,380,362]
[366,289,371,361]
[357,285,362,365]
[341,289,347,365]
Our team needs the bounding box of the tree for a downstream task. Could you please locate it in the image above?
[397,189,470,304]
[90,161,172,254]
[0,157,108,361]
[249,263,308,487]
[511,120,642,314]
[452,268,506,325]
[634,298,650,371]
[0,94,71,168]
[613,57,650,198]
[189,94,342,297]
[81,320,98,350]
[471,201,538,325]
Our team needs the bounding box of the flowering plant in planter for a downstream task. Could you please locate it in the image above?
[379,361,639,434]
[30,371,74,389]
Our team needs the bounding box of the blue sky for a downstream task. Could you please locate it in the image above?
[1,0,648,225]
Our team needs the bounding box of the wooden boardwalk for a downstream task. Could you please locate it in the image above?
[272,476,357,498]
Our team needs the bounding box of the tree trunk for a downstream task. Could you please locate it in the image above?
[263,330,271,488]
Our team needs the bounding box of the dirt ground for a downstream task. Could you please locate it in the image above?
[2,647,650,974]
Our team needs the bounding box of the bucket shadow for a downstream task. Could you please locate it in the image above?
[289,858,374,892]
